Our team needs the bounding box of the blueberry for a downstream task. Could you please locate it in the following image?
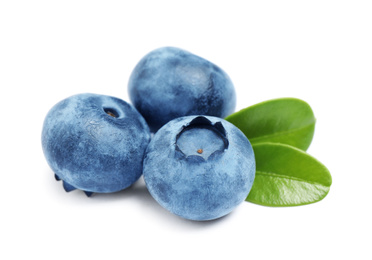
[128,47,236,132]
[42,93,151,196]
[143,116,255,221]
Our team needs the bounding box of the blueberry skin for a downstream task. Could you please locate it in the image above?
[143,115,255,221]
[42,93,151,194]
[128,47,236,132]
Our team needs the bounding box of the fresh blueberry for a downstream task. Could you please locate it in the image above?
[143,115,255,221]
[128,47,236,132]
[42,93,151,196]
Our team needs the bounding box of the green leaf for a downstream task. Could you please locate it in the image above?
[225,98,316,151]
[247,143,332,207]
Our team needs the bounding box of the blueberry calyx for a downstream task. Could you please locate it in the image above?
[103,107,119,118]
[106,111,116,117]
[175,116,229,162]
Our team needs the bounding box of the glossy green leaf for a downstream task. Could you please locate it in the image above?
[225,98,316,150]
[247,143,332,206]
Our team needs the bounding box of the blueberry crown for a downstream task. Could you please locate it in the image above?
[175,116,229,162]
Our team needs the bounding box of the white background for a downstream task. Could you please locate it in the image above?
[1,1,371,259]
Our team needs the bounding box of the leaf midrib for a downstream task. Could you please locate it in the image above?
[249,122,315,143]
[255,170,329,187]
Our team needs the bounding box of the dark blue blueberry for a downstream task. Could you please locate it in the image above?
[143,116,255,221]
[42,93,151,195]
[128,47,236,132]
